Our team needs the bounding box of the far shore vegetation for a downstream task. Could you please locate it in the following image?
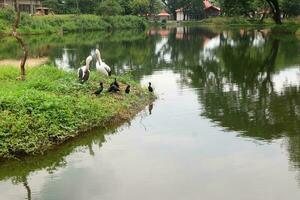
[0,8,147,35]
[162,17,300,35]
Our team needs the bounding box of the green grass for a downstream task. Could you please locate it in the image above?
[0,66,154,159]
[0,8,147,35]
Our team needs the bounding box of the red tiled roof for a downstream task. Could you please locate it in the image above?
[204,0,221,11]
[176,0,220,12]
[158,9,170,17]
[204,0,212,8]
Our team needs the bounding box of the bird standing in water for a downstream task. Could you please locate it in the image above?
[94,82,104,96]
[125,85,130,94]
[148,82,154,93]
[78,56,93,84]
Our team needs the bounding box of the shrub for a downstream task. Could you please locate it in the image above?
[95,0,124,16]
[0,6,15,23]
[0,14,146,34]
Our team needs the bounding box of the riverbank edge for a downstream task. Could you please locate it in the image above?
[153,17,300,34]
[0,14,148,36]
[0,66,155,160]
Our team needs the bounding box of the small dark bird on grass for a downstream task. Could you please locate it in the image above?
[94,82,104,95]
[125,85,131,94]
[148,82,153,93]
[108,84,120,93]
[110,78,119,88]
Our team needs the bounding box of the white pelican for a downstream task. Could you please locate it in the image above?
[78,55,92,84]
[95,49,111,76]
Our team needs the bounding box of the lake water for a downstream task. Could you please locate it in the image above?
[0,26,300,200]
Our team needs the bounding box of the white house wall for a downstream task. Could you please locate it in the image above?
[176,12,184,21]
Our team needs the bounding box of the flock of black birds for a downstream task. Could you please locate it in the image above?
[93,78,154,96]
[86,77,153,96]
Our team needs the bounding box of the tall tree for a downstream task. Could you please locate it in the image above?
[281,0,300,17]
[184,0,205,20]
[266,0,281,24]
[95,0,124,16]
[129,0,149,15]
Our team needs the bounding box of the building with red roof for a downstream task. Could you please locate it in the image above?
[176,0,221,21]
[157,9,170,21]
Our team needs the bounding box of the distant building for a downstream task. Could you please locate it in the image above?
[0,0,41,14]
[176,0,221,21]
[157,10,170,21]
[203,0,221,17]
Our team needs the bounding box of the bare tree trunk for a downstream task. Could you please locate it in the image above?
[13,0,28,80]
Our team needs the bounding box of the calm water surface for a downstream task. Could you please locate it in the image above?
[1,27,300,200]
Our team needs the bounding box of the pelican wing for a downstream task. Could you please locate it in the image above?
[78,68,83,79]
[96,61,109,76]
[103,62,111,73]
[82,70,90,83]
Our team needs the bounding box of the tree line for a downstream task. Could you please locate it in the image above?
[41,0,163,16]
[162,0,299,24]
[40,0,299,23]
[217,0,300,24]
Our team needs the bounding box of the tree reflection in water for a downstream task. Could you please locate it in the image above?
[0,26,300,195]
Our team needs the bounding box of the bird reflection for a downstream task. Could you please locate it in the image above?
[148,103,154,115]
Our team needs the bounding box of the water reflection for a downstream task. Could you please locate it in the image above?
[149,103,154,115]
[0,26,300,199]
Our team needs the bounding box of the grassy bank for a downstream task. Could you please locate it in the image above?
[0,8,147,35]
[166,16,300,34]
[0,66,154,159]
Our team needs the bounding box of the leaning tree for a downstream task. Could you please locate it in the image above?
[12,0,28,80]
[265,0,281,24]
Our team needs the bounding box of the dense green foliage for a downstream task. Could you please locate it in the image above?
[0,8,147,34]
[160,0,205,19]
[95,0,124,16]
[162,0,299,23]
[218,0,299,23]
[0,66,153,158]
[185,0,205,20]
[40,0,162,15]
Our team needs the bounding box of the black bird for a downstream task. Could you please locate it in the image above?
[125,85,131,94]
[110,78,119,88]
[108,84,120,93]
[148,82,154,93]
[94,82,104,95]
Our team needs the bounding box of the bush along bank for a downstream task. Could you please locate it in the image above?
[0,66,155,159]
[0,7,147,35]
